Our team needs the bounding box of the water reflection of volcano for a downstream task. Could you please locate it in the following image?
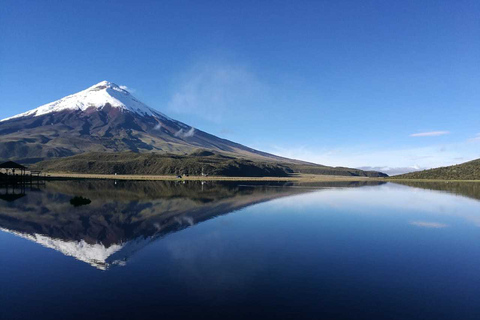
[0,180,384,270]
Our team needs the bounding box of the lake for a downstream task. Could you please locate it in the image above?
[1,179,480,320]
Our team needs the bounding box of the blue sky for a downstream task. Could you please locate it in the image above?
[1,0,479,170]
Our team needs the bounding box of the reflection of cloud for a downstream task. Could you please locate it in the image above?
[410,131,450,137]
[267,184,480,227]
[410,221,448,228]
[163,228,264,295]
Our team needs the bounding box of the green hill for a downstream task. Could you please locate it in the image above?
[32,151,388,178]
[392,158,480,180]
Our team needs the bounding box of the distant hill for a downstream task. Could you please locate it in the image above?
[392,159,480,180]
[357,166,423,176]
[33,151,388,178]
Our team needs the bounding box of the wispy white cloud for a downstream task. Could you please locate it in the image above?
[175,127,195,138]
[220,128,234,136]
[119,85,135,93]
[467,133,480,142]
[167,62,265,122]
[410,221,448,228]
[410,131,450,137]
[184,127,195,137]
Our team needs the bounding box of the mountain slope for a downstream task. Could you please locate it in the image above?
[0,81,282,163]
[392,158,480,180]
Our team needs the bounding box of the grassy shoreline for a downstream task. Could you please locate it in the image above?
[41,173,480,182]
[44,172,379,182]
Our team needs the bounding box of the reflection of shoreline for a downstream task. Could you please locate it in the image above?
[45,172,382,182]
[42,180,387,201]
[391,181,480,202]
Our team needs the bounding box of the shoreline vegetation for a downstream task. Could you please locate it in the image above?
[45,172,378,182]
[29,152,388,178]
[391,158,480,180]
[43,172,480,182]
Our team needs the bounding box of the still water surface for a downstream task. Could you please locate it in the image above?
[1,180,480,319]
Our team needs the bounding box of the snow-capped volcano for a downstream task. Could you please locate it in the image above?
[1,81,169,122]
[0,80,387,177]
[0,80,280,163]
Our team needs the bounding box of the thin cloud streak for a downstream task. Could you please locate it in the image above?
[410,221,448,228]
[467,133,480,142]
[410,131,450,137]
[174,127,195,138]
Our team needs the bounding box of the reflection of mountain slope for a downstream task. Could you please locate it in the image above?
[0,181,307,269]
[0,228,123,270]
[0,180,385,270]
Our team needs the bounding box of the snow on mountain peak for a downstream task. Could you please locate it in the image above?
[88,80,125,92]
[1,81,169,122]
